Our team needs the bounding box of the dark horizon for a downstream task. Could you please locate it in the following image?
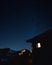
[0,0,52,51]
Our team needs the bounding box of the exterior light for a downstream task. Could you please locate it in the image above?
[21,50,26,53]
[28,59,32,63]
[18,49,26,56]
[36,43,41,48]
[18,53,23,56]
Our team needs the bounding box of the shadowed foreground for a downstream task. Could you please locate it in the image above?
[0,48,32,65]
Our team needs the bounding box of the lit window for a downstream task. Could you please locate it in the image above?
[18,53,23,56]
[28,59,32,63]
[36,43,41,48]
[21,50,26,53]
[18,50,26,56]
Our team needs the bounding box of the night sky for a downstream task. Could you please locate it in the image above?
[0,0,52,51]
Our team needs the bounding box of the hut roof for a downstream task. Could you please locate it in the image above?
[26,29,52,43]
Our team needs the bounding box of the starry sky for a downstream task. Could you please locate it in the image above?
[0,0,52,51]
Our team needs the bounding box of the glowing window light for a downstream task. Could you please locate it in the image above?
[36,43,41,48]
[28,59,32,63]
[18,53,23,56]
[21,50,26,53]
[18,50,26,56]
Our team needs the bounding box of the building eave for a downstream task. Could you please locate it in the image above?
[26,29,52,43]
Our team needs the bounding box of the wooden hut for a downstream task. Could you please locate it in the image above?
[26,29,52,65]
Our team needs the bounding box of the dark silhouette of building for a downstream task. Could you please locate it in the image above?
[0,48,32,65]
[26,29,52,65]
